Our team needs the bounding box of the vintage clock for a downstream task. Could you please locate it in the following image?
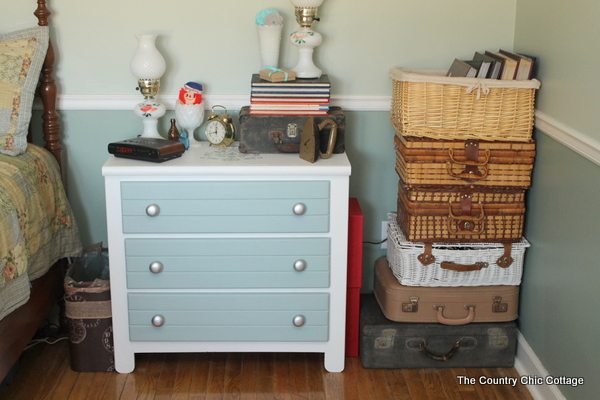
[204,105,236,146]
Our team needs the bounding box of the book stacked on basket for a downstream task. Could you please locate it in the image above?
[249,73,331,116]
[361,68,540,369]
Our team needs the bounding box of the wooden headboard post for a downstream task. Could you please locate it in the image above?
[34,0,63,171]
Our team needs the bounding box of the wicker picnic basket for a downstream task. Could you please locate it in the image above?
[389,68,541,142]
[396,183,526,243]
[386,213,530,287]
[395,135,535,189]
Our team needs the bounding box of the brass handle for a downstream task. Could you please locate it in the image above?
[434,305,476,325]
[145,204,160,217]
[317,119,338,159]
[419,340,462,362]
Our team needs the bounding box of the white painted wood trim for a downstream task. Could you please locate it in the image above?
[515,331,566,400]
[534,111,600,167]
[41,95,600,166]
[41,94,392,112]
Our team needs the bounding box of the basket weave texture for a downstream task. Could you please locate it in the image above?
[389,68,541,142]
[387,213,529,287]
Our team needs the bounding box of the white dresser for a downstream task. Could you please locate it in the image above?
[102,142,351,373]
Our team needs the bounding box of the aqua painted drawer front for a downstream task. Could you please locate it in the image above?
[125,238,330,289]
[128,293,329,342]
[121,181,330,234]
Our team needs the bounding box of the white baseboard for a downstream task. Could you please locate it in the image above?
[515,331,566,400]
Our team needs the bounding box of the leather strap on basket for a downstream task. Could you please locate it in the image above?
[419,340,462,362]
[496,243,514,268]
[418,243,436,266]
[446,141,490,181]
[447,195,485,235]
[441,261,489,272]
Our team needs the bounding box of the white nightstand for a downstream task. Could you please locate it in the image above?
[102,142,351,373]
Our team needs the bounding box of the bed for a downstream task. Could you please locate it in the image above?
[0,0,82,382]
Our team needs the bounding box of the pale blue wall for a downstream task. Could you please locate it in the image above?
[514,1,600,399]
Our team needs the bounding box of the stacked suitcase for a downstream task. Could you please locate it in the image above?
[360,68,540,369]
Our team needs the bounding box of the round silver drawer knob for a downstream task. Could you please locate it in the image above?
[149,261,164,274]
[293,259,307,272]
[151,315,165,327]
[293,203,307,215]
[293,315,306,327]
[145,204,160,217]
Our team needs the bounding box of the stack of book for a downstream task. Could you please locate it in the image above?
[446,50,537,80]
[249,74,331,115]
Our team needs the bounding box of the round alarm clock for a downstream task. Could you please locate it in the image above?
[204,105,236,146]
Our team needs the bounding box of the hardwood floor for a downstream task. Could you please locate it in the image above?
[0,340,534,400]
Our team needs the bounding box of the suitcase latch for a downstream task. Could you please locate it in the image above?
[403,296,419,312]
[492,296,508,313]
[287,123,298,138]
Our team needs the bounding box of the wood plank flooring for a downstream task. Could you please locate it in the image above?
[0,340,534,400]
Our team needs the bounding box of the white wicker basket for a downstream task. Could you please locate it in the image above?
[386,213,530,287]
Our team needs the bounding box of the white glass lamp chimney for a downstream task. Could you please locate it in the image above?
[130,34,166,80]
[290,0,324,6]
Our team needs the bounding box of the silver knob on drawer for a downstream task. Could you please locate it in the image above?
[293,315,306,327]
[293,203,307,215]
[293,259,307,272]
[151,315,165,327]
[145,204,160,217]
[149,261,164,274]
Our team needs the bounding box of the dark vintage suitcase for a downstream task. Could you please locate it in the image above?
[396,181,527,243]
[395,135,536,189]
[360,293,518,369]
[374,257,519,324]
[238,106,345,154]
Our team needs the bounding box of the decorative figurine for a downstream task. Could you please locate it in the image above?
[175,82,204,148]
[167,118,180,141]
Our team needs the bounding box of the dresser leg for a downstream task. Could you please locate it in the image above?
[324,351,345,373]
[114,350,135,373]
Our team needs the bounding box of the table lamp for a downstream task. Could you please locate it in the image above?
[130,34,167,139]
[289,0,324,78]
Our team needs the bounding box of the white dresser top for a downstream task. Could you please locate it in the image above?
[102,142,351,177]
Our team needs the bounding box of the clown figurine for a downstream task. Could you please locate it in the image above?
[175,82,204,148]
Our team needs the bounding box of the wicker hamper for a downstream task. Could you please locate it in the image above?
[387,213,530,287]
[396,183,526,243]
[395,135,535,189]
[389,68,541,142]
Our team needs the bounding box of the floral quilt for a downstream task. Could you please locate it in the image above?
[0,143,82,319]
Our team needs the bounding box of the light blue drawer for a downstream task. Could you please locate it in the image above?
[125,238,330,289]
[128,293,329,342]
[121,181,330,234]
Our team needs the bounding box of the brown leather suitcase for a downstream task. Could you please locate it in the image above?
[374,257,519,324]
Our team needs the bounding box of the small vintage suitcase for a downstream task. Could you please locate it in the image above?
[387,213,530,287]
[238,106,346,154]
[395,135,536,189]
[360,293,518,369]
[396,183,527,242]
[374,257,519,324]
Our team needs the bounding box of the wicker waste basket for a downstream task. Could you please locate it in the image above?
[64,243,114,372]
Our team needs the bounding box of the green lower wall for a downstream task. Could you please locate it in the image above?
[39,109,600,398]
[520,131,600,399]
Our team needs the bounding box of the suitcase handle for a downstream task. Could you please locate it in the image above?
[441,261,489,272]
[318,119,338,159]
[434,305,476,325]
[447,202,485,235]
[418,340,462,362]
[446,148,490,181]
